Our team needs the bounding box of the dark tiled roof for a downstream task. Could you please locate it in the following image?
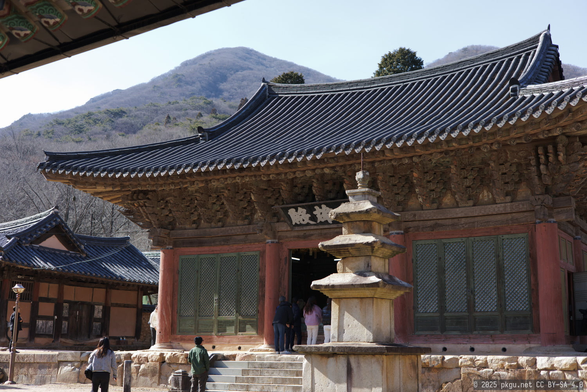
[38,30,587,179]
[0,208,158,285]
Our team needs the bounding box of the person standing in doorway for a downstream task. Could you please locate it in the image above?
[303,296,322,345]
[273,296,293,354]
[8,306,22,352]
[322,298,332,343]
[88,337,117,392]
[148,305,158,347]
[188,336,210,392]
[290,297,302,350]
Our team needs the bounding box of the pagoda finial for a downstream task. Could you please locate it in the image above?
[356,170,369,189]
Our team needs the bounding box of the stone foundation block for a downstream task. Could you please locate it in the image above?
[442,356,459,368]
[474,357,488,367]
[57,352,81,362]
[56,361,80,384]
[554,357,577,370]
[537,357,556,370]
[487,356,518,370]
[131,353,149,364]
[148,352,165,363]
[165,352,188,364]
[137,362,160,387]
[458,356,475,367]
[518,356,536,368]
[549,370,564,380]
[564,371,579,380]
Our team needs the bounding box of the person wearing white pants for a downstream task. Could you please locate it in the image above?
[303,296,322,345]
[306,324,319,345]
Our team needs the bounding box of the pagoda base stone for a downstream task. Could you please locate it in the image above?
[295,343,430,392]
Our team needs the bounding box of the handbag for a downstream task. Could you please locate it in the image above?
[84,367,93,380]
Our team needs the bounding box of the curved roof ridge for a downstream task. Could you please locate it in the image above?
[0,207,58,234]
[268,31,548,96]
[521,74,587,95]
[518,30,557,86]
[76,234,131,246]
[40,84,271,162]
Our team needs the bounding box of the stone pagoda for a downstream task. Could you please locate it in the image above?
[295,170,430,391]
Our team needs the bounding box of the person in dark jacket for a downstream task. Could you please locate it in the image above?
[289,297,302,350]
[8,306,23,353]
[273,296,293,354]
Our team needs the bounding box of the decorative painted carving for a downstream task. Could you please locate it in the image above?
[24,0,67,31]
[64,0,102,18]
[0,8,37,42]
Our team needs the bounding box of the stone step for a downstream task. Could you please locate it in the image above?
[207,382,302,392]
[243,368,303,377]
[208,375,302,385]
[209,368,302,377]
[214,360,303,370]
[207,355,304,392]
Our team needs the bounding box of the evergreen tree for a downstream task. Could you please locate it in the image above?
[271,71,305,84]
[374,47,424,77]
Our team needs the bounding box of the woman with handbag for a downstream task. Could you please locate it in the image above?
[88,337,117,392]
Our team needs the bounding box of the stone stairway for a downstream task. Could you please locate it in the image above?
[207,353,304,392]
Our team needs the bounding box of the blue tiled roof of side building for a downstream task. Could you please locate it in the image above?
[0,208,159,285]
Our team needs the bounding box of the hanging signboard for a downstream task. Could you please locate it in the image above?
[276,200,347,228]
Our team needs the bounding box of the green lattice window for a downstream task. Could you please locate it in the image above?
[413,234,531,334]
[178,252,259,335]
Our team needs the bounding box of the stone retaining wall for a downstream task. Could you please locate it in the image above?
[3,351,587,391]
[0,351,195,387]
[422,354,587,392]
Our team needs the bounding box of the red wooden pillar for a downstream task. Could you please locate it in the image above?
[389,231,409,343]
[535,222,565,346]
[263,240,281,347]
[156,248,175,348]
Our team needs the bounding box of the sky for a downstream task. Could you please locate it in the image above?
[1,0,586,128]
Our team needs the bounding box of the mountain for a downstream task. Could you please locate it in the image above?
[427,45,587,79]
[83,47,339,111]
[2,47,339,137]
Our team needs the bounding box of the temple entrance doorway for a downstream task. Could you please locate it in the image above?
[290,248,337,310]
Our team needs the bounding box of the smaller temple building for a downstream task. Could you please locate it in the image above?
[0,208,159,349]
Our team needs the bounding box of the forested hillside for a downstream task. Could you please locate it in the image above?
[3,47,338,139]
